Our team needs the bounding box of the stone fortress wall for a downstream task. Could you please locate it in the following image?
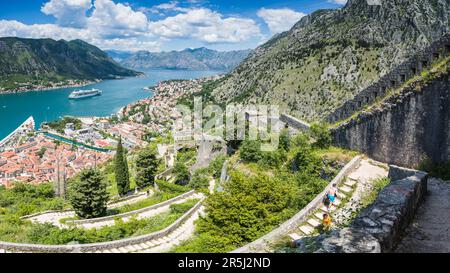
[327,34,450,124]
[332,70,450,168]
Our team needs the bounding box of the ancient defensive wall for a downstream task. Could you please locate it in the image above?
[327,34,450,124]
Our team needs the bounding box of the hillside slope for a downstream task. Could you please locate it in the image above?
[211,0,449,122]
[0,38,141,92]
[120,47,251,71]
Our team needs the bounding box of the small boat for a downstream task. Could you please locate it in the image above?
[69,89,102,99]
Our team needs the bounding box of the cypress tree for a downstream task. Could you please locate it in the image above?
[135,147,159,188]
[69,168,109,219]
[115,137,130,196]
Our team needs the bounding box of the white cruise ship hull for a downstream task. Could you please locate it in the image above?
[68,89,102,99]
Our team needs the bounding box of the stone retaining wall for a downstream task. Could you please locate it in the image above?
[0,199,203,253]
[67,190,196,226]
[280,114,311,131]
[231,156,362,253]
[316,168,428,253]
[332,70,450,168]
[327,34,450,123]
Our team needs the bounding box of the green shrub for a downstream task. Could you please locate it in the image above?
[419,157,450,180]
[135,147,160,188]
[239,140,262,162]
[68,168,109,219]
[310,123,332,149]
[208,155,227,179]
[189,171,210,191]
[279,129,291,151]
[173,162,191,186]
[156,180,189,194]
[192,170,299,251]
[259,150,287,168]
[170,199,199,214]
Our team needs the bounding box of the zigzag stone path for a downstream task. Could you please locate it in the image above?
[25,191,204,230]
[0,199,205,253]
[93,205,205,253]
[79,193,204,230]
[25,191,153,228]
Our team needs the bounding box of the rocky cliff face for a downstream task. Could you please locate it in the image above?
[0,37,141,90]
[120,47,251,71]
[211,0,449,122]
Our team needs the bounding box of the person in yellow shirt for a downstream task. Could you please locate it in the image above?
[322,213,332,231]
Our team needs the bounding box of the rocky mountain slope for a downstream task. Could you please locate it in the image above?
[0,38,141,92]
[211,0,450,122]
[119,47,251,71]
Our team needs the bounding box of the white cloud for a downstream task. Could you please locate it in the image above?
[257,8,306,34]
[0,19,160,51]
[41,0,92,28]
[149,8,261,43]
[88,0,149,38]
[0,20,92,41]
[327,0,348,5]
[140,1,191,15]
[0,1,262,50]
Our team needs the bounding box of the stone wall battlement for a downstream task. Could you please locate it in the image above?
[332,68,450,167]
[327,34,450,123]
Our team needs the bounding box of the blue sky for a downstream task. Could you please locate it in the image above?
[0,0,347,52]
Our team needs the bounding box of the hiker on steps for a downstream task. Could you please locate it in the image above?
[322,214,332,231]
[327,184,338,207]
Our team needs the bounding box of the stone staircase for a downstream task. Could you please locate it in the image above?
[289,159,388,243]
[91,206,204,253]
[293,177,358,239]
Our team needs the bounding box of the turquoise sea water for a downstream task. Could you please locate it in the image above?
[0,70,220,139]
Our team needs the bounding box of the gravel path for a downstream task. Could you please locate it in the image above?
[395,178,450,253]
[25,191,205,230]
[26,191,152,228]
[81,193,203,229]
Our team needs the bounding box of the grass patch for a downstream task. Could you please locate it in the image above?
[419,158,450,181]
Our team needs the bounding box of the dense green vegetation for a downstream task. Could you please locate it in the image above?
[69,168,109,219]
[46,117,82,134]
[172,130,353,253]
[177,77,228,108]
[0,183,66,218]
[0,37,140,91]
[173,162,191,186]
[1,198,198,245]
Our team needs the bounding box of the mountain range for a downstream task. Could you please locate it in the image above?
[114,47,251,71]
[0,37,141,92]
[210,0,450,122]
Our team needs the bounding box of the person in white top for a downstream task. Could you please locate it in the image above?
[327,183,338,207]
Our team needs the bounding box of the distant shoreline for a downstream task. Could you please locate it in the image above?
[0,74,146,95]
[0,79,102,95]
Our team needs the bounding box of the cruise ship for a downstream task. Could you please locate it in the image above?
[68,89,102,99]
